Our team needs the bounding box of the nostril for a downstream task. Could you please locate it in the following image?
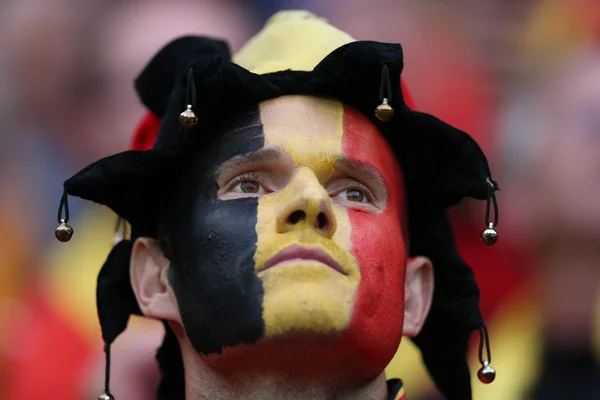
[288,210,306,225]
[317,212,328,230]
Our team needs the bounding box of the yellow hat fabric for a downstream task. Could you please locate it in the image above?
[233,10,355,74]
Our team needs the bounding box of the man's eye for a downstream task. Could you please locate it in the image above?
[345,189,365,202]
[236,180,262,194]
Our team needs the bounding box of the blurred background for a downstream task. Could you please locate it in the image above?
[0,0,599,399]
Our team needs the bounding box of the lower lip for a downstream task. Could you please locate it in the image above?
[263,258,341,273]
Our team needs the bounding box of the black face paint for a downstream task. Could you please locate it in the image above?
[161,108,265,355]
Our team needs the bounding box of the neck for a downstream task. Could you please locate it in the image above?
[178,336,389,400]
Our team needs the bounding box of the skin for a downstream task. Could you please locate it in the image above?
[130,96,434,400]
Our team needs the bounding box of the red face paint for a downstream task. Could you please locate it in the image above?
[340,106,407,374]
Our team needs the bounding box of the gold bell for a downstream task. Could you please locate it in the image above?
[375,98,394,122]
[477,360,496,384]
[98,392,115,400]
[55,219,74,242]
[480,222,498,246]
[179,104,198,129]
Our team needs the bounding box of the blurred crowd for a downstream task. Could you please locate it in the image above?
[0,0,599,399]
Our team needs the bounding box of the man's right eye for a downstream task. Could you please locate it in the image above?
[225,172,271,197]
[217,170,278,200]
[236,180,261,194]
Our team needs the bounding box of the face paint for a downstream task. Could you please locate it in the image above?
[255,97,407,373]
[255,97,360,337]
[162,109,267,355]
[163,96,406,368]
[339,105,407,372]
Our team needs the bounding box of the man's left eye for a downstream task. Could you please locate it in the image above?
[345,189,366,202]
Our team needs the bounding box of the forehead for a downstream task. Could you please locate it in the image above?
[202,95,404,204]
[223,96,402,182]
[258,96,344,179]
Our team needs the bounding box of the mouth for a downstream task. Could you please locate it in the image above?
[261,245,345,275]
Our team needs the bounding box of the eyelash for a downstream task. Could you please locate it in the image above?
[334,181,375,203]
[227,172,269,191]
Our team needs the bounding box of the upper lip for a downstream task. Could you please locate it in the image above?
[261,245,345,274]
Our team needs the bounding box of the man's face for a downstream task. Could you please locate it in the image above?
[164,95,407,369]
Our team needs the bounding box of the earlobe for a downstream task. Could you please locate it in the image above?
[130,237,182,323]
[403,256,434,337]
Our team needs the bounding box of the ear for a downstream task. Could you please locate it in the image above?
[403,256,434,337]
[130,237,182,324]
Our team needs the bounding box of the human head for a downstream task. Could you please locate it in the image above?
[129,95,434,380]
[59,10,498,400]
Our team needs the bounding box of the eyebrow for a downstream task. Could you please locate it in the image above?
[334,156,385,187]
[217,147,386,188]
[217,147,287,174]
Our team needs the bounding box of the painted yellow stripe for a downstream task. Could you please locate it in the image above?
[255,96,360,337]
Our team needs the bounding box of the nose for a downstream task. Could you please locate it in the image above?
[276,173,337,238]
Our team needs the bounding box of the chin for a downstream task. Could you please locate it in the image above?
[259,263,359,337]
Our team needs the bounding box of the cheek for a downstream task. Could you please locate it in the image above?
[349,206,407,321]
[350,209,407,296]
[171,195,261,291]
[168,196,266,354]
[340,206,407,369]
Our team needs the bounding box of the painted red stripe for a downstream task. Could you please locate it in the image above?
[339,105,408,374]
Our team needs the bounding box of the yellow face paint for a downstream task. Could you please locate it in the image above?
[254,96,360,337]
